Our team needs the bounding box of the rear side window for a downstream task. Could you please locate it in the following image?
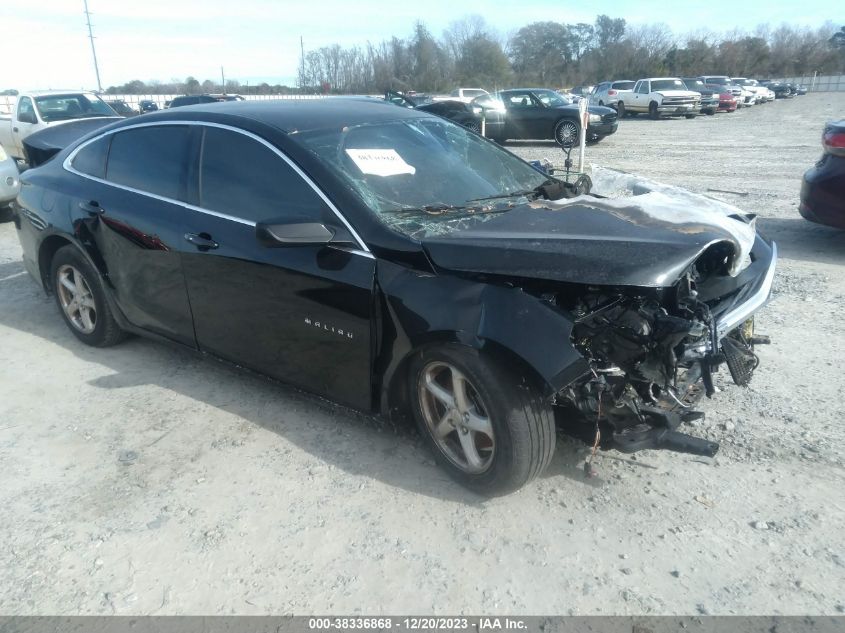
[71,135,111,178]
[199,127,324,222]
[106,126,189,200]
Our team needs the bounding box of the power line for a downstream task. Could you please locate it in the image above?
[83,0,102,92]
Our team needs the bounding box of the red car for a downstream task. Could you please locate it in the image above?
[710,85,738,112]
[800,120,845,229]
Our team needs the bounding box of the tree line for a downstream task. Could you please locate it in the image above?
[100,16,845,95]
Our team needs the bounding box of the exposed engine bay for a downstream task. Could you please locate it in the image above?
[553,264,769,458]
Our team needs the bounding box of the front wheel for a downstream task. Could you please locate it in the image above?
[50,245,126,347]
[554,118,579,147]
[685,113,697,119]
[410,345,555,496]
[465,120,482,134]
[649,102,660,120]
[617,101,626,117]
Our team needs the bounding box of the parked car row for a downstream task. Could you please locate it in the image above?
[387,87,618,147]
[579,74,807,120]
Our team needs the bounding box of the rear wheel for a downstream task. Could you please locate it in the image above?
[50,245,126,347]
[553,118,579,147]
[410,344,555,496]
[649,102,660,120]
[685,113,697,119]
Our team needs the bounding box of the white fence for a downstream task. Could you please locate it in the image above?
[772,74,845,92]
[0,92,329,116]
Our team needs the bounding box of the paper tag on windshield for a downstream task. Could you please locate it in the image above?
[345,149,416,177]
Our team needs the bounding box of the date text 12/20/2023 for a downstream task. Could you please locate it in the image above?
[308,618,528,630]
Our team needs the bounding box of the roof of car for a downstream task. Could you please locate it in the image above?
[24,90,101,98]
[125,97,432,133]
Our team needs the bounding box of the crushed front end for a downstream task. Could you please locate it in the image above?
[554,235,777,457]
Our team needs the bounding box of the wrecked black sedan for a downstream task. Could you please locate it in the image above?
[13,99,776,495]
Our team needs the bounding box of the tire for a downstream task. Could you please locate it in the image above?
[616,101,626,117]
[50,245,126,347]
[553,118,579,147]
[685,113,696,119]
[704,109,715,116]
[0,204,13,223]
[598,100,604,106]
[409,344,555,496]
[649,101,660,120]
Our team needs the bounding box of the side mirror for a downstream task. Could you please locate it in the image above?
[256,221,336,247]
[18,111,37,124]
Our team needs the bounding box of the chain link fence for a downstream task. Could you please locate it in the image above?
[772,74,845,91]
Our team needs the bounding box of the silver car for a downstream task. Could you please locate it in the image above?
[590,80,636,109]
[0,144,20,220]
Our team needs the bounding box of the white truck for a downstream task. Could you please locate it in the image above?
[0,91,118,162]
[617,78,701,119]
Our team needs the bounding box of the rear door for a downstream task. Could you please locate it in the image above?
[180,125,375,409]
[68,124,196,344]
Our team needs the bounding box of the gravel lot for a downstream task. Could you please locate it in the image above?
[1,94,844,616]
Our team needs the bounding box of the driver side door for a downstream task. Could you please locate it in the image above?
[503,91,547,140]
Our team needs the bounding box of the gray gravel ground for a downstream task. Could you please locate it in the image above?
[0,94,844,615]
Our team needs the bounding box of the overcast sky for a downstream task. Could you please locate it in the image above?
[3,0,840,90]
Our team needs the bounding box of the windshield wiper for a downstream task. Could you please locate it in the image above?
[467,179,559,204]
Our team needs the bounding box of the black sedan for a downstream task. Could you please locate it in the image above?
[138,99,159,113]
[800,119,845,229]
[384,90,504,139]
[494,89,618,146]
[13,99,776,495]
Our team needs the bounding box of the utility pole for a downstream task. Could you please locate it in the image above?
[221,66,225,94]
[300,35,305,91]
[83,0,102,92]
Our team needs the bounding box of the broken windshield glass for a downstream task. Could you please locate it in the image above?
[296,117,551,239]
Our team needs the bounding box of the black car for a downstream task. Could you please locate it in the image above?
[681,79,719,115]
[759,80,794,98]
[138,99,159,113]
[800,119,845,229]
[384,90,504,139]
[168,94,222,108]
[13,99,777,495]
[494,89,618,146]
[104,99,137,117]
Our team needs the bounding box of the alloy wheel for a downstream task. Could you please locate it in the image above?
[418,361,495,474]
[555,120,578,147]
[56,264,97,334]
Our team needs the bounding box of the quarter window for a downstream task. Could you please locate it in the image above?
[199,127,324,222]
[71,136,111,179]
[106,126,189,200]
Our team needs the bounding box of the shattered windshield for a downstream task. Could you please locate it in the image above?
[297,117,551,239]
[34,94,116,122]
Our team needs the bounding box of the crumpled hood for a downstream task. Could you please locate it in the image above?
[422,167,757,288]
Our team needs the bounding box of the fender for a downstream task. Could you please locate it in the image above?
[375,260,590,416]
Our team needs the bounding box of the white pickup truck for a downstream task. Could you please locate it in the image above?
[0,90,118,161]
[617,78,701,119]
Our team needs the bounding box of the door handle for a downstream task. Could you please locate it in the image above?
[184,233,219,250]
[79,200,104,215]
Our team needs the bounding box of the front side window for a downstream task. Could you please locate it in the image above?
[297,117,551,239]
[71,135,111,178]
[503,92,534,108]
[34,94,115,123]
[106,126,189,199]
[534,90,570,107]
[637,82,650,94]
[199,127,324,222]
